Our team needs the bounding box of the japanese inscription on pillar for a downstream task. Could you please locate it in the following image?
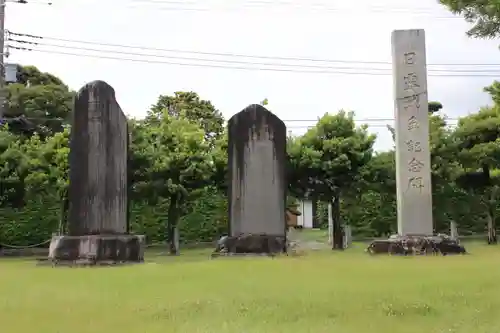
[392,29,433,235]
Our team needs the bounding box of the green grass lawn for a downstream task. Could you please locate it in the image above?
[1,243,499,333]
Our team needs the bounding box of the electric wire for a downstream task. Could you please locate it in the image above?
[32,0,462,19]
[8,31,496,67]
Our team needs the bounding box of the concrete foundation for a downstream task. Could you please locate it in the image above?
[48,234,145,265]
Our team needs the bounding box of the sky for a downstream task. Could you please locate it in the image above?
[6,0,500,150]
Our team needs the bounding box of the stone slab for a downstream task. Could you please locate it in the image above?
[69,80,129,235]
[227,104,287,238]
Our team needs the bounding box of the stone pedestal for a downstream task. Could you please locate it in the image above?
[212,234,286,257]
[366,234,466,256]
[48,234,145,265]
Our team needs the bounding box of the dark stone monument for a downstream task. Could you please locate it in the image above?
[214,104,287,256]
[47,81,144,265]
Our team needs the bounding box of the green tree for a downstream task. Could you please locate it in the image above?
[25,129,70,232]
[288,111,376,249]
[439,0,500,38]
[130,111,215,255]
[15,65,66,86]
[5,65,74,137]
[452,104,500,244]
[149,91,224,146]
[445,83,500,243]
[349,151,396,236]
[0,125,28,208]
[428,101,444,113]
[211,131,229,193]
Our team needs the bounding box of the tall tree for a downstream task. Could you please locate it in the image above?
[350,151,397,236]
[26,129,70,232]
[452,104,500,244]
[5,65,74,137]
[288,111,376,249]
[439,0,500,38]
[0,125,27,207]
[129,111,215,255]
[149,91,224,146]
[446,82,500,243]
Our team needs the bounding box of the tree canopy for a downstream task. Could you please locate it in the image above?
[440,0,500,38]
[5,65,74,137]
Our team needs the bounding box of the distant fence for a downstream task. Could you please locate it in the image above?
[0,240,218,257]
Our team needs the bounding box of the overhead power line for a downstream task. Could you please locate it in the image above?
[9,39,500,74]
[44,0,461,18]
[128,0,443,11]
[7,0,52,4]
[9,45,500,77]
[8,31,496,67]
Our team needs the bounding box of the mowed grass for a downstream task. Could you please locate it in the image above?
[1,243,499,333]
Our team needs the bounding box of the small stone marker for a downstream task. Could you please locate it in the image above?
[450,221,459,239]
[392,29,433,236]
[48,81,144,265]
[343,225,352,249]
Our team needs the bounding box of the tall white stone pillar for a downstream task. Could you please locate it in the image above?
[392,29,433,236]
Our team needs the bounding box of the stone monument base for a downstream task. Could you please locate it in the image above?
[212,233,286,257]
[366,234,467,256]
[47,234,145,266]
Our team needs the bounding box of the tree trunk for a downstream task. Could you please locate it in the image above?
[167,194,181,255]
[481,165,497,245]
[126,125,131,234]
[487,186,497,245]
[486,212,496,244]
[332,192,344,250]
[58,188,69,235]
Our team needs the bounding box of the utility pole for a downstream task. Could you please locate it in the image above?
[0,0,6,120]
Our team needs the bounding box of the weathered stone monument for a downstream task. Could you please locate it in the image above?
[392,29,433,236]
[48,80,144,265]
[215,104,287,255]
